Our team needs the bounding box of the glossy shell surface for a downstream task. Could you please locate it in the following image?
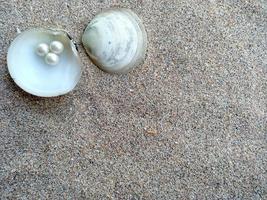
[7,28,82,97]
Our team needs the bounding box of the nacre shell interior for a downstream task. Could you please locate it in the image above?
[7,28,82,97]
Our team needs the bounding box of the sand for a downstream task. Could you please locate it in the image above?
[0,0,266,199]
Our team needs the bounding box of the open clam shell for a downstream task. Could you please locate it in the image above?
[82,8,147,74]
[7,28,82,97]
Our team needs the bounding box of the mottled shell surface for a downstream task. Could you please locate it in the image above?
[82,9,147,74]
[7,28,82,97]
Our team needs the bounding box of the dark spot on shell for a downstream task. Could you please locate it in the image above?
[66,33,79,51]
[66,33,73,40]
[74,42,79,51]
[66,34,79,51]
[83,25,89,33]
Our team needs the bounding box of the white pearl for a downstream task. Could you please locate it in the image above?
[50,41,64,54]
[45,53,59,65]
[36,43,49,56]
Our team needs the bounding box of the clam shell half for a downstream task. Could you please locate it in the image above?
[7,28,82,97]
[82,9,147,74]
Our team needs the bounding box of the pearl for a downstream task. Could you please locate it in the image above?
[45,53,59,65]
[36,43,49,56]
[50,41,64,54]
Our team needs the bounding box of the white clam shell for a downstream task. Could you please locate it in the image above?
[82,8,147,74]
[7,28,82,97]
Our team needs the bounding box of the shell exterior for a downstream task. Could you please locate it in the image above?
[7,28,82,97]
[82,8,147,74]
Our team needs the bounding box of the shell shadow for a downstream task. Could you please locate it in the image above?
[6,74,68,111]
